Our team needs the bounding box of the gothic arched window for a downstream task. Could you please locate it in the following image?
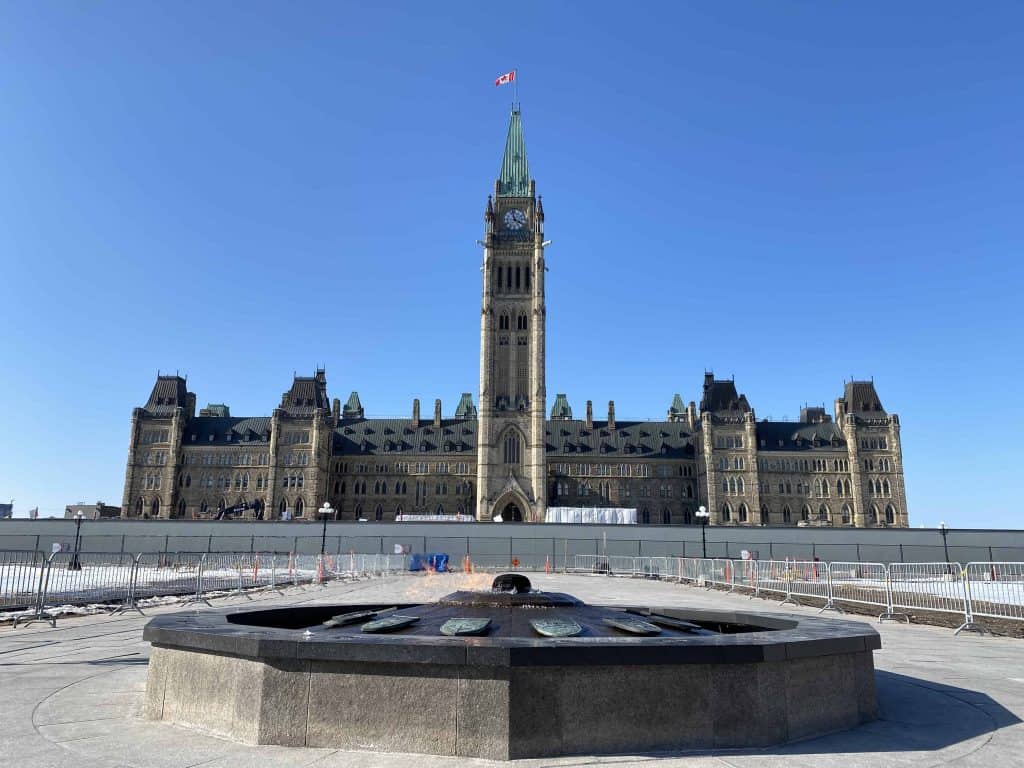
[503,431,521,465]
[885,504,896,524]
[738,503,748,523]
[721,503,732,522]
[375,504,383,521]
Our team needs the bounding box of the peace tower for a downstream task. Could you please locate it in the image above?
[475,109,548,522]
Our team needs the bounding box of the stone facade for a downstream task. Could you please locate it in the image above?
[120,110,909,528]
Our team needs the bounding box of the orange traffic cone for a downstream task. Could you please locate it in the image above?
[545,556,552,574]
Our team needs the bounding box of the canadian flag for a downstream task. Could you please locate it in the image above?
[495,70,516,87]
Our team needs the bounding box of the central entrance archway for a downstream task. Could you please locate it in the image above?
[502,502,523,522]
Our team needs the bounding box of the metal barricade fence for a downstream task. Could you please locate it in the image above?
[644,556,671,579]
[236,553,278,591]
[963,562,1024,629]
[678,557,700,583]
[132,552,206,602]
[608,555,637,577]
[787,560,832,608]
[38,552,137,608]
[754,560,791,600]
[828,561,891,616]
[705,559,732,589]
[200,552,249,594]
[289,554,319,586]
[572,554,598,573]
[730,559,757,594]
[0,550,45,611]
[694,558,716,585]
[887,562,965,619]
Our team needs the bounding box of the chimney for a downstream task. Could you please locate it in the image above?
[607,401,616,430]
[585,400,593,429]
[412,399,420,429]
[433,399,442,427]
[332,398,341,422]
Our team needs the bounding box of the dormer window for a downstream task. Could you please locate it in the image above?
[208,434,215,442]
[191,434,197,442]
[420,441,428,452]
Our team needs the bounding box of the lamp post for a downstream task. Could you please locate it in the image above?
[319,502,335,556]
[69,510,85,571]
[939,521,950,571]
[695,505,709,559]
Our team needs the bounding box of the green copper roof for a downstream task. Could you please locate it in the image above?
[550,393,572,420]
[669,394,685,415]
[454,392,477,419]
[497,109,531,197]
[342,391,364,418]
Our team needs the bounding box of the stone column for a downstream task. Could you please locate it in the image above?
[476,239,494,520]
[528,237,547,522]
[266,410,281,518]
[844,415,867,527]
[745,413,762,524]
[888,414,909,527]
[121,408,143,515]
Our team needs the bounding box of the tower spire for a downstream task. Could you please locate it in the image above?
[497,109,531,197]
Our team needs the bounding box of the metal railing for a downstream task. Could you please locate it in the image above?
[576,555,1024,635]
[0,550,46,612]
[7,549,1024,636]
[4,550,408,628]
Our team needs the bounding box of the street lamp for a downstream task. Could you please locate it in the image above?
[318,502,336,556]
[939,521,950,570]
[68,510,85,571]
[695,505,709,559]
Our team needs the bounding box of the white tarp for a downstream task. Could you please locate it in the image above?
[543,507,637,525]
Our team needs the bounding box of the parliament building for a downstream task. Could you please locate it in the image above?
[121,109,909,528]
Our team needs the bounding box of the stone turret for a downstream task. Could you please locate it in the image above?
[585,400,594,430]
[434,399,442,427]
[607,401,616,430]
[412,398,420,429]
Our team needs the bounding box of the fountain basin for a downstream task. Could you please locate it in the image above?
[143,589,879,759]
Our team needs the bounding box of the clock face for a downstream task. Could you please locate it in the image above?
[503,208,527,230]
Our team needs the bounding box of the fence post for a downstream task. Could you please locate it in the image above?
[208,534,213,553]
[250,535,255,553]
[878,564,908,622]
[15,553,57,628]
[954,565,989,635]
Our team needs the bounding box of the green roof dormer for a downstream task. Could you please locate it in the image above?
[454,392,478,419]
[342,391,364,419]
[497,109,531,197]
[550,393,573,421]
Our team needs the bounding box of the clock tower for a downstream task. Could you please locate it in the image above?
[476,108,547,522]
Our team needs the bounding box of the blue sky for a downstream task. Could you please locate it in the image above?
[1,2,1021,527]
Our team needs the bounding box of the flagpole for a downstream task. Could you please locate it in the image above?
[514,69,518,109]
